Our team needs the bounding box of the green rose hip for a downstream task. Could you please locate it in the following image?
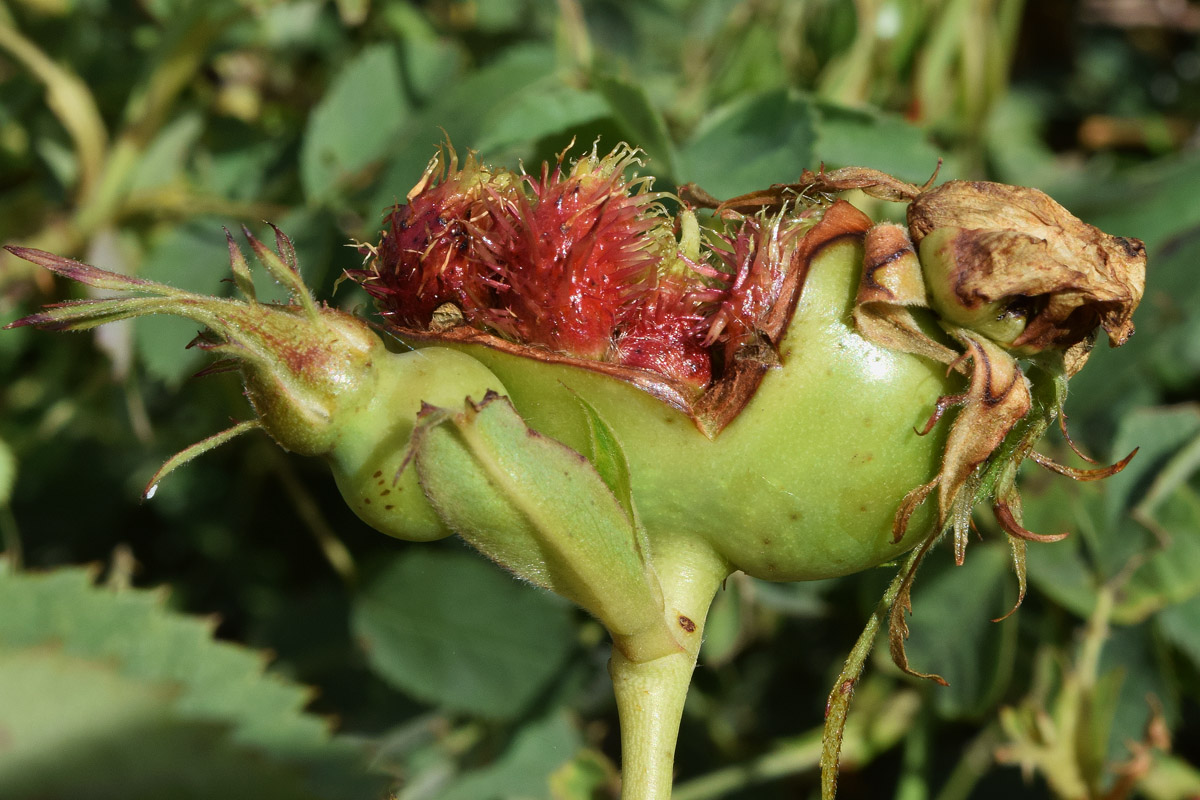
[7,145,1145,800]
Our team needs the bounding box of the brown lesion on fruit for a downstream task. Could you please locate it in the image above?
[678,615,696,633]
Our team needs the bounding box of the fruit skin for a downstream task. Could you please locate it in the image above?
[399,204,949,581]
[324,346,508,543]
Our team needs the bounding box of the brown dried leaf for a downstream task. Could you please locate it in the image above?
[907,181,1146,352]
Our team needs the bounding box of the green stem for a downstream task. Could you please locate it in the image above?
[610,534,730,800]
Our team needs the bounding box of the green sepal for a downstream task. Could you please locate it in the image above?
[411,392,681,660]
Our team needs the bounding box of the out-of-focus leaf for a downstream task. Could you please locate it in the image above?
[301,44,408,203]
[895,544,1015,718]
[1157,592,1200,673]
[438,710,583,800]
[134,219,234,385]
[591,71,677,178]
[1098,624,1179,763]
[128,111,203,193]
[699,576,742,666]
[351,549,574,719]
[678,88,816,200]
[1113,485,1200,624]
[1077,153,1200,254]
[1106,406,1200,530]
[812,102,943,184]
[363,45,558,214]
[473,83,608,156]
[383,4,464,104]
[0,565,382,800]
[0,649,327,800]
[0,437,14,507]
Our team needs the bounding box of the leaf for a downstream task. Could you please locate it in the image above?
[812,101,943,184]
[0,649,325,800]
[127,111,204,194]
[438,710,584,800]
[301,44,409,203]
[473,83,608,156]
[1105,405,1200,530]
[678,88,817,200]
[412,394,674,654]
[0,437,14,507]
[0,565,382,800]
[351,548,574,719]
[898,544,1016,718]
[1157,592,1200,672]
[134,219,237,385]
[591,71,677,178]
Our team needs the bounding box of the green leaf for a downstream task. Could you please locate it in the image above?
[0,649,326,800]
[301,44,409,203]
[439,710,584,800]
[1158,592,1200,673]
[128,111,204,193]
[135,219,236,385]
[473,83,608,156]
[897,544,1016,719]
[591,71,677,178]
[678,88,816,200]
[0,437,14,507]
[413,395,672,650]
[0,565,383,800]
[812,101,943,184]
[351,548,574,719]
[363,45,558,214]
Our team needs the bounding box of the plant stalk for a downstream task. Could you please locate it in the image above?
[610,534,730,800]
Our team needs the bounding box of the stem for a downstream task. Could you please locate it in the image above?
[610,534,730,800]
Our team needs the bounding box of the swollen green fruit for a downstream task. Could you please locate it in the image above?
[6,146,1146,800]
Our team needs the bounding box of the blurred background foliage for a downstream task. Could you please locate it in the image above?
[1,0,1199,798]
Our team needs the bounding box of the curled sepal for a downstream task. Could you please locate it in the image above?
[6,236,386,460]
[409,392,682,662]
[994,536,1028,622]
[1028,448,1138,481]
[934,332,1032,527]
[143,420,263,499]
[852,223,961,367]
[886,532,949,687]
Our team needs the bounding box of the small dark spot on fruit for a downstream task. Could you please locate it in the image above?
[381,489,391,496]
[373,470,383,478]
[377,479,385,486]
[788,512,800,522]
[384,505,394,511]
[363,498,372,505]
[678,615,696,633]
[860,504,868,512]
[762,537,772,546]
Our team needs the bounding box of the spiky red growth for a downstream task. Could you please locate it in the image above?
[353,144,825,394]
[703,212,815,365]
[614,272,715,387]
[351,150,517,327]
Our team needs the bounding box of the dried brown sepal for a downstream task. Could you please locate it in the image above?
[887,531,949,686]
[934,332,1032,524]
[993,493,1068,544]
[908,181,1146,354]
[1028,447,1138,482]
[891,477,939,544]
[852,223,961,367]
[795,165,932,203]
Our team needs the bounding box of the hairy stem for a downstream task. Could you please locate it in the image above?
[610,534,730,800]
